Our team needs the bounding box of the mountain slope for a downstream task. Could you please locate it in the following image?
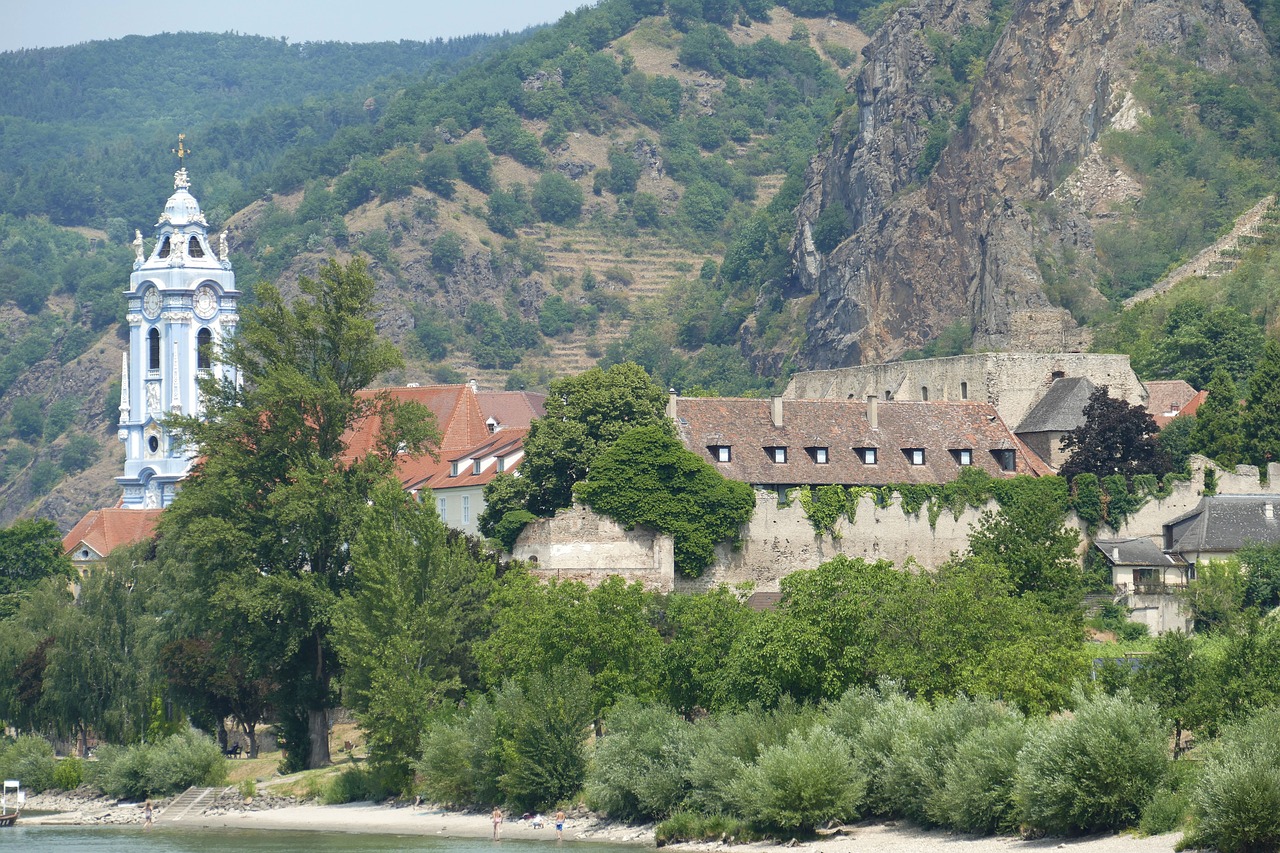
[787,0,1272,367]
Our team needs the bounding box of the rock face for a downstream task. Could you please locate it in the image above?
[791,0,1268,368]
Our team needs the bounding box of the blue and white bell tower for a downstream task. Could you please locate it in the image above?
[117,165,239,509]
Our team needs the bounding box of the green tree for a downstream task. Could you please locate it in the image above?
[531,171,585,224]
[334,480,498,781]
[1145,302,1264,388]
[160,257,439,770]
[1060,387,1172,481]
[1190,369,1245,468]
[659,587,757,715]
[475,574,664,716]
[1243,339,1280,470]
[967,479,1082,609]
[453,140,494,192]
[574,425,755,577]
[1133,629,1200,755]
[516,362,672,516]
[0,518,72,617]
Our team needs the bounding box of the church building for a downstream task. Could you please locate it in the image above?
[116,167,239,509]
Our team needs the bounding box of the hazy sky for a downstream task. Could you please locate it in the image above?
[4,0,591,53]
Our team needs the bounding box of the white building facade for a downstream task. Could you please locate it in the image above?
[117,168,239,509]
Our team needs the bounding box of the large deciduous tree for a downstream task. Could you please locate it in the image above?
[573,424,755,577]
[1059,386,1172,482]
[0,518,72,618]
[333,480,499,781]
[161,257,438,769]
[482,362,672,526]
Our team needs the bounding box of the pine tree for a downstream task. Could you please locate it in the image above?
[1190,368,1245,468]
[1243,339,1280,472]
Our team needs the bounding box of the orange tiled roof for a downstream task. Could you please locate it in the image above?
[477,391,546,428]
[1146,380,1203,427]
[62,508,162,559]
[409,428,529,493]
[673,397,1037,486]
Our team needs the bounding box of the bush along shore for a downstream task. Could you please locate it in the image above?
[412,683,1280,852]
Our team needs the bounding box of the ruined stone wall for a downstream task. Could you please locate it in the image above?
[513,504,675,592]
[784,353,1145,428]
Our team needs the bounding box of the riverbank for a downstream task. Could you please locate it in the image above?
[21,795,1185,851]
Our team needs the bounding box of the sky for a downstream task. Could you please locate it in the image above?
[4,0,591,53]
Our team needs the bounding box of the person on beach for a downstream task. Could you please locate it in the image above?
[143,799,153,830]
[492,806,503,840]
[554,808,566,840]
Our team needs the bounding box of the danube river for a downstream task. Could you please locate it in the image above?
[10,825,649,851]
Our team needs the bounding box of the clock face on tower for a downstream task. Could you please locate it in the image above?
[194,284,218,319]
[143,286,161,318]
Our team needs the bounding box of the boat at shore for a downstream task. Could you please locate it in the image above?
[0,779,23,826]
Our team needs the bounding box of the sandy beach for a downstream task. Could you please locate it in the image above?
[22,797,1186,851]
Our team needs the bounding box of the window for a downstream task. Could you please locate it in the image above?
[856,447,877,465]
[807,447,829,464]
[497,457,506,473]
[951,448,973,466]
[960,381,968,400]
[921,386,929,401]
[472,459,482,475]
[906,448,925,465]
[188,236,204,258]
[770,447,787,464]
[158,236,171,258]
[450,461,460,477]
[148,435,159,453]
[991,449,1016,471]
[462,496,470,524]
[196,327,212,370]
[437,497,447,521]
[710,445,731,462]
[148,328,161,371]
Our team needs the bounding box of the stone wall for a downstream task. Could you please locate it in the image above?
[513,457,1280,599]
[514,504,675,592]
[784,353,1145,429]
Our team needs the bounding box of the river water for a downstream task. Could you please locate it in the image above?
[8,825,651,851]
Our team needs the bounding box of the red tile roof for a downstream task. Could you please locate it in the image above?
[1145,380,1203,427]
[409,428,529,492]
[62,508,162,559]
[673,397,1037,486]
[477,391,546,428]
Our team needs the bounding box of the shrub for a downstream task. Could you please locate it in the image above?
[935,716,1037,835]
[728,725,866,832]
[655,810,759,845]
[324,765,402,804]
[684,699,818,815]
[1014,692,1168,835]
[90,729,226,799]
[1186,708,1280,852]
[0,735,56,793]
[53,757,85,791]
[585,699,693,820]
[878,696,1012,826]
[852,690,927,817]
[416,700,501,806]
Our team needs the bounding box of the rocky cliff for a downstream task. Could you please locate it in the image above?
[791,0,1269,368]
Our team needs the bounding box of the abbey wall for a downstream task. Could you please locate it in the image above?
[783,352,1146,428]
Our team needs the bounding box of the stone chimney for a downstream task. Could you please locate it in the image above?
[867,394,879,430]
[666,388,678,420]
[771,395,783,427]
[1112,547,1120,562]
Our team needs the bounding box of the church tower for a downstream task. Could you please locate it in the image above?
[117,166,239,509]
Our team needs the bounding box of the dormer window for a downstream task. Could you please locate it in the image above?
[951,449,973,466]
[486,417,498,434]
[905,448,925,466]
[769,446,787,464]
[450,461,460,477]
[497,457,506,473]
[991,449,1016,471]
[710,445,732,463]
[473,459,482,475]
[807,447,829,464]
[856,447,877,465]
